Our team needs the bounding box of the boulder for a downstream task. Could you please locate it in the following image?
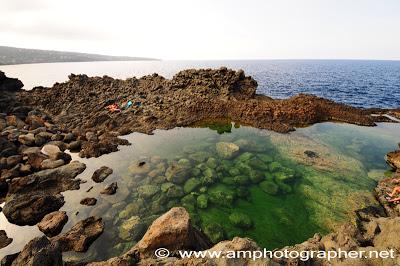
[228,212,253,229]
[11,236,63,266]
[40,159,65,170]
[8,161,86,196]
[2,193,65,226]
[80,197,97,206]
[0,230,12,249]
[216,142,240,159]
[18,133,35,146]
[37,211,68,237]
[132,207,211,256]
[165,162,191,184]
[40,144,61,158]
[386,150,400,170]
[100,182,118,195]
[51,216,104,252]
[92,166,113,183]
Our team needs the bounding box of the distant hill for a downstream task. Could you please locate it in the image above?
[0,46,158,65]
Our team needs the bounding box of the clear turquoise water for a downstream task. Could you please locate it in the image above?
[1,122,399,262]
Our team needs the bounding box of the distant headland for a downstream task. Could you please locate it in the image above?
[0,46,158,65]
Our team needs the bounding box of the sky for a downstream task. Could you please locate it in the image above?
[0,0,399,60]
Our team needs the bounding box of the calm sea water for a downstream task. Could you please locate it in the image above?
[1,60,399,108]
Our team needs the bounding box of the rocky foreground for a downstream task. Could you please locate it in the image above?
[1,69,400,265]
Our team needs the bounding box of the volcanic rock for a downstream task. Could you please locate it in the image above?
[37,211,68,237]
[51,216,104,252]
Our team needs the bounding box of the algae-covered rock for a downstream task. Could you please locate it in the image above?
[165,161,191,184]
[216,142,240,159]
[189,151,210,163]
[258,154,274,163]
[197,194,208,209]
[181,194,197,212]
[249,169,264,183]
[221,177,236,185]
[138,185,160,199]
[118,216,145,241]
[204,222,225,243]
[184,178,202,193]
[228,167,241,176]
[118,199,145,219]
[228,212,253,229]
[161,182,184,198]
[236,152,253,162]
[236,186,249,198]
[199,187,208,193]
[206,157,218,169]
[234,175,250,185]
[208,184,236,207]
[269,161,282,172]
[259,180,279,195]
[201,168,218,185]
[248,157,270,171]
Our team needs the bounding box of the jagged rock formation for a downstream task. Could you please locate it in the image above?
[18,68,391,143]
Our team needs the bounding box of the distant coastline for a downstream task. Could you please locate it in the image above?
[0,46,158,65]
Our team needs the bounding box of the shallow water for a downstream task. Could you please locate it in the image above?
[1,60,400,108]
[1,122,400,261]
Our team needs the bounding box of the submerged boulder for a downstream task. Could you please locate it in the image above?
[229,212,253,229]
[216,142,240,159]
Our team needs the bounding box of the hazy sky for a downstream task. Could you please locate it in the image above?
[1,0,399,60]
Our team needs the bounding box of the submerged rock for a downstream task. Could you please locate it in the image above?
[92,166,113,183]
[51,216,104,252]
[204,222,225,243]
[216,142,240,159]
[228,212,253,229]
[165,162,191,184]
[100,182,118,195]
[137,185,160,199]
[259,180,279,195]
[37,211,68,237]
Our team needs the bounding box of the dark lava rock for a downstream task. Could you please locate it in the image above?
[51,216,104,252]
[100,182,118,195]
[0,71,23,92]
[11,236,62,266]
[80,197,97,206]
[8,161,86,196]
[2,193,65,226]
[37,211,68,237]
[0,230,12,249]
[91,166,113,183]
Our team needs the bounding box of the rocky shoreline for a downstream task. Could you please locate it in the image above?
[0,69,400,265]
